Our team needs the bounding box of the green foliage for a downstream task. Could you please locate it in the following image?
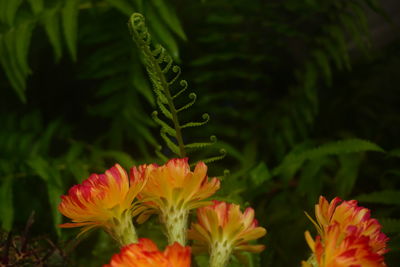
[129,13,225,163]
[0,0,185,103]
[356,190,400,205]
[1,0,399,266]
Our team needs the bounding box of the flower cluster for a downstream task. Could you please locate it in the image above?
[188,201,266,267]
[302,196,389,267]
[131,158,220,245]
[58,164,145,245]
[58,158,266,266]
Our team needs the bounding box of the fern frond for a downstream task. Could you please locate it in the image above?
[129,13,223,163]
[273,139,384,177]
[356,190,400,206]
[156,97,173,119]
[181,113,210,129]
[185,136,217,150]
[62,0,79,61]
[159,128,180,155]
[192,149,227,166]
[152,111,176,137]
[129,13,186,157]
[172,80,188,99]
[177,93,197,112]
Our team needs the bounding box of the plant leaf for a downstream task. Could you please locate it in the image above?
[356,190,400,206]
[62,0,79,61]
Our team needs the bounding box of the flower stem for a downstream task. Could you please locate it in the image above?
[209,241,233,267]
[109,211,138,246]
[163,208,188,245]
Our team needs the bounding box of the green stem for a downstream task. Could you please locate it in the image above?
[129,14,186,158]
[162,208,188,246]
[108,211,138,247]
[209,241,233,267]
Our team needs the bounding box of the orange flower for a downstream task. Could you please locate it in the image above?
[303,196,388,267]
[131,158,220,245]
[188,201,266,267]
[103,238,191,267]
[303,223,386,267]
[312,196,388,255]
[58,164,146,245]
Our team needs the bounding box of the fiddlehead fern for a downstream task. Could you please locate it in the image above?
[129,13,224,163]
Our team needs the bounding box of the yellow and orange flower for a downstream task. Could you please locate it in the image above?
[103,238,191,267]
[58,164,146,245]
[131,158,220,245]
[188,201,266,267]
[303,223,386,267]
[312,196,388,255]
[302,196,388,267]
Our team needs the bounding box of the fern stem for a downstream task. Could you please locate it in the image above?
[159,73,186,157]
[129,14,186,157]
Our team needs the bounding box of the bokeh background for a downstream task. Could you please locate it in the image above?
[1,0,400,266]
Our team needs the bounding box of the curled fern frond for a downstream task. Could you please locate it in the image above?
[185,135,217,150]
[177,93,197,112]
[152,111,175,137]
[173,80,188,99]
[201,149,227,165]
[168,65,181,85]
[181,113,210,129]
[129,12,224,164]
[160,128,180,155]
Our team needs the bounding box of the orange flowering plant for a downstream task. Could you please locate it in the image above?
[55,12,391,267]
[131,158,221,245]
[188,201,267,267]
[58,159,267,266]
[302,196,389,267]
[58,164,146,246]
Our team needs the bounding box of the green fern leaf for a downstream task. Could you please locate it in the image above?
[160,129,180,155]
[326,25,351,70]
[130,13,222,163]
[105,0,134,16]
[62,0,79,61]
[356,190,400,206]
[184,136,217,150]
[152,111,176,136]
[338,13,369,53]
[199,149,227,165]
[335,153,363,198]
[42,8,63,61]
[317,37,343,70]
[146,7,179,59]
[297,157,329,203]
[15,22,34,76]
[303,62,317,93]
[149,0,187,41]
[180,113,210,128]
[0,0,23,26]
[27,157,63,236]
[0,23,34,102]
[27,0,44,15]
[250,162,272,187]
[273,139,384,177]
[313,50,332,86]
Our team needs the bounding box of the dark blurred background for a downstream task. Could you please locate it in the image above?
[1,0,400,266]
